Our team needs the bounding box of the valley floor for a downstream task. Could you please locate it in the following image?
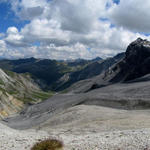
[2,105,150,150]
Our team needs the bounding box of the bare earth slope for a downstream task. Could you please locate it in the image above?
[3,75,150,129]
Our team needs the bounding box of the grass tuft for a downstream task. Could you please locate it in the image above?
[31,139,64,150]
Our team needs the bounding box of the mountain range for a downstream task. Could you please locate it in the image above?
[0,38,149,130]
[0,52,124,91]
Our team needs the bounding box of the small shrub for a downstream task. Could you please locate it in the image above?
[31,139,63,150]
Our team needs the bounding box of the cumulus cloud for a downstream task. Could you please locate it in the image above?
[5,27,27,47]
[108,0,150,33]
[49,0,108,33]
[10,0,47,20]
[34,43,92,60]
[1,0,150,59]
[0,40,6,55]
[21,19,70,46]
[19,6,44,20]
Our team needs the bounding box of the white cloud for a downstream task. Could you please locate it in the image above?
[33,43,92,60]
[0,40,6,55]
[108,0,150,33]
[10,0,47,20]
[21,19,70,46]
[5,27,26,47]
[7,27,18,35]
[1,0,150,59]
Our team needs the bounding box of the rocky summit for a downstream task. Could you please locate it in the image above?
[104,38,150,83]
[124,38,150,80]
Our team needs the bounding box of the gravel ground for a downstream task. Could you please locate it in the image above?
[0,123,49,150]
[2,105,150,150]
[62,129,150,150]
[1,122,150,150]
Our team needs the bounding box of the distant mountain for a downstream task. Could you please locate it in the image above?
[0,58,73,90]
[66,59,91,67]
[0,57,105,91]
[92,57,103,62]
[55,53,124,91]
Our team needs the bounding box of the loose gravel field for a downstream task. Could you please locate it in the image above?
[1,122,150,150]
[2,105,150,150]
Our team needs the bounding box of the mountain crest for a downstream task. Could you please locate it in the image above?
[125,38,150,65]
[107,38,150,82]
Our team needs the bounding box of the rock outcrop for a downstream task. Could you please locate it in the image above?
[105,38,150,82]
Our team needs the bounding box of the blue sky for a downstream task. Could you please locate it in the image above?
[113,0,120,4]
[0,0,149,59]
[0,2,29,33]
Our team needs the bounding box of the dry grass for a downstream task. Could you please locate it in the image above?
[31,139,63,150]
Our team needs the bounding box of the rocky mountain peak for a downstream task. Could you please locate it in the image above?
[125,38,150,65]
[131,37,150,46]
[104,38,150,82]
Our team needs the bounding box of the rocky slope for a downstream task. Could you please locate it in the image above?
[0,68,53,119]
[4,76,150,129]
[0,92,23,119]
